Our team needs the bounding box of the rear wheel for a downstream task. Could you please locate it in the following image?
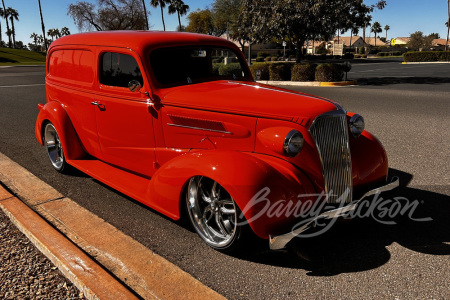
[186,176,249,253]
[44,122,68,173]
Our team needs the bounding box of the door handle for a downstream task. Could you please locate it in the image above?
[91,101,100,106]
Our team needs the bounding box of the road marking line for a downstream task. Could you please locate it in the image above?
[0,84,45,88]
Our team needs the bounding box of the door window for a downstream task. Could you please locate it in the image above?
[100,52,143,88]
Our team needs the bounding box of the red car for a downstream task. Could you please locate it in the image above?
[35,31,398,252]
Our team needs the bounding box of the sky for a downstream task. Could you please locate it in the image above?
[2,0,449,47]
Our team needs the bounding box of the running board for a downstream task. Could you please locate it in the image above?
[67,159,151,207]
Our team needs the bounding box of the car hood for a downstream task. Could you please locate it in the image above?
[160,81,340,121]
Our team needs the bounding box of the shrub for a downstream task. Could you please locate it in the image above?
[403,51,450,62]
[212,57,223,63]
[343,53,354,59]
[255,57,265,62]
[249,63,270,80]
[265,56,272,62]
[212,63,223,75]
[315,64,344,82]
[269,63,291,81]
[358,46,364,54]
[218,63,242,77]
[257,51,270,58]
[291,63,317,81]
[270,56,278,61]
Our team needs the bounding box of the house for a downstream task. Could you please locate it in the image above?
[333,36,365,49]
[364,37,386,47]
[392,37,410,45]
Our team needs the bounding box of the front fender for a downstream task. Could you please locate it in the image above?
[148,150,316,239]
[35,101,85,160]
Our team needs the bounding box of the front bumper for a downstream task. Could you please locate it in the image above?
[269,177,400,250]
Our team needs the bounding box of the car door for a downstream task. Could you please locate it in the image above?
[94,48,157,178]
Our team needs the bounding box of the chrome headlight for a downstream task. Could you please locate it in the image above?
[349,114,365,137]
[283,130,304,157]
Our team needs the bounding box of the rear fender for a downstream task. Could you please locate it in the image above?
[35,101,85,160]
[148,150,316,239]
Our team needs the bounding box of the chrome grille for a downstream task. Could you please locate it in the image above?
[309,113,353,203]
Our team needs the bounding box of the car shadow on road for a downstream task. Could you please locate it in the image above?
[357,77,450,86]
[239,168,450,276]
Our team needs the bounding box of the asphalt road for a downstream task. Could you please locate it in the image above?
[0,63,449,299]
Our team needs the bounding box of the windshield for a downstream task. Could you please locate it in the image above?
[150,46,251,87]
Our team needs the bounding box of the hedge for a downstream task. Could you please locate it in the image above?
[291,63,317,81]
[403,51,450,62]
[269,63,292,81]
[377,51,402,57]
[315,64,344,82]
[218,63,242,77]
[249,63,270,80]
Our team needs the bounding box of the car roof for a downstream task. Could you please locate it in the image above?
[49,31,238,53]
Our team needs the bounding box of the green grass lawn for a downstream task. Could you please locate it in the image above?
[0,47,46,66]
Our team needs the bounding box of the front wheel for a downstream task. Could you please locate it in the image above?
[186,176,250,253]
[44,122,68,173]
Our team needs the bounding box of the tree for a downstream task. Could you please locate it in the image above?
[68,0,147,31]
[447,0,449,50]
[371,21,382,46]
[6,8,18,48]
[60,27,70,36]
[151,0,170,31]
[239,0,386,61]
[408,31,433,50]
[185,9,215,35]
[384,24,390,40]
[37,0,47,51]
[428,33,440,39]
[141,0,149,30]
[30,32,39,50]
[0,8,3,47]
[1,0,11,47]
[168,0,189,32]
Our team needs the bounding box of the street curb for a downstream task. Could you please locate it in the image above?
[402,61,450,64]
[256,80,357,86]
[0,188,138,300]
[0,152,225,300]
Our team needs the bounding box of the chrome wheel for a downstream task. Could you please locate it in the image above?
[44,123,65,171]
[187,176,238,248]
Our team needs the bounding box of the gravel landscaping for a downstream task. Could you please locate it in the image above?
[0,209,85,299]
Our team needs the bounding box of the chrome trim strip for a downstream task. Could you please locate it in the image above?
[268,177,400,250]
[167,123,233,134]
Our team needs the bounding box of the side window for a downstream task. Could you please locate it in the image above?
[100,52,143,88]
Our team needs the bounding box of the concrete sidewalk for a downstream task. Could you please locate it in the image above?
[0,152,225,300]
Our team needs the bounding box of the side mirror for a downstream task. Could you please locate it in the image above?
[128,80,141,92]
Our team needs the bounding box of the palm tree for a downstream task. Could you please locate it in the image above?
[47,28,56,42]
[0,7,4,47]
[37,0,47,52]
[141,0,149,30]
[60,27,70,36]
[1,0,11,47]
[30,32,39,50]
[446,0,449,50]
[371,21,382,47]
[384,24,390,41]
[6,8,18,48]
[151,0,169,31]
[168,0,189,32]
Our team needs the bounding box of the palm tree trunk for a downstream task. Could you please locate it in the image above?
[10,18,15,48]
[141,0,149,30]
[37,0,47,51]
[1,0,11,47]
[177,11,181,31]
[447,0,449,50]
[160,5,165,31]
[0,20,2,47]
